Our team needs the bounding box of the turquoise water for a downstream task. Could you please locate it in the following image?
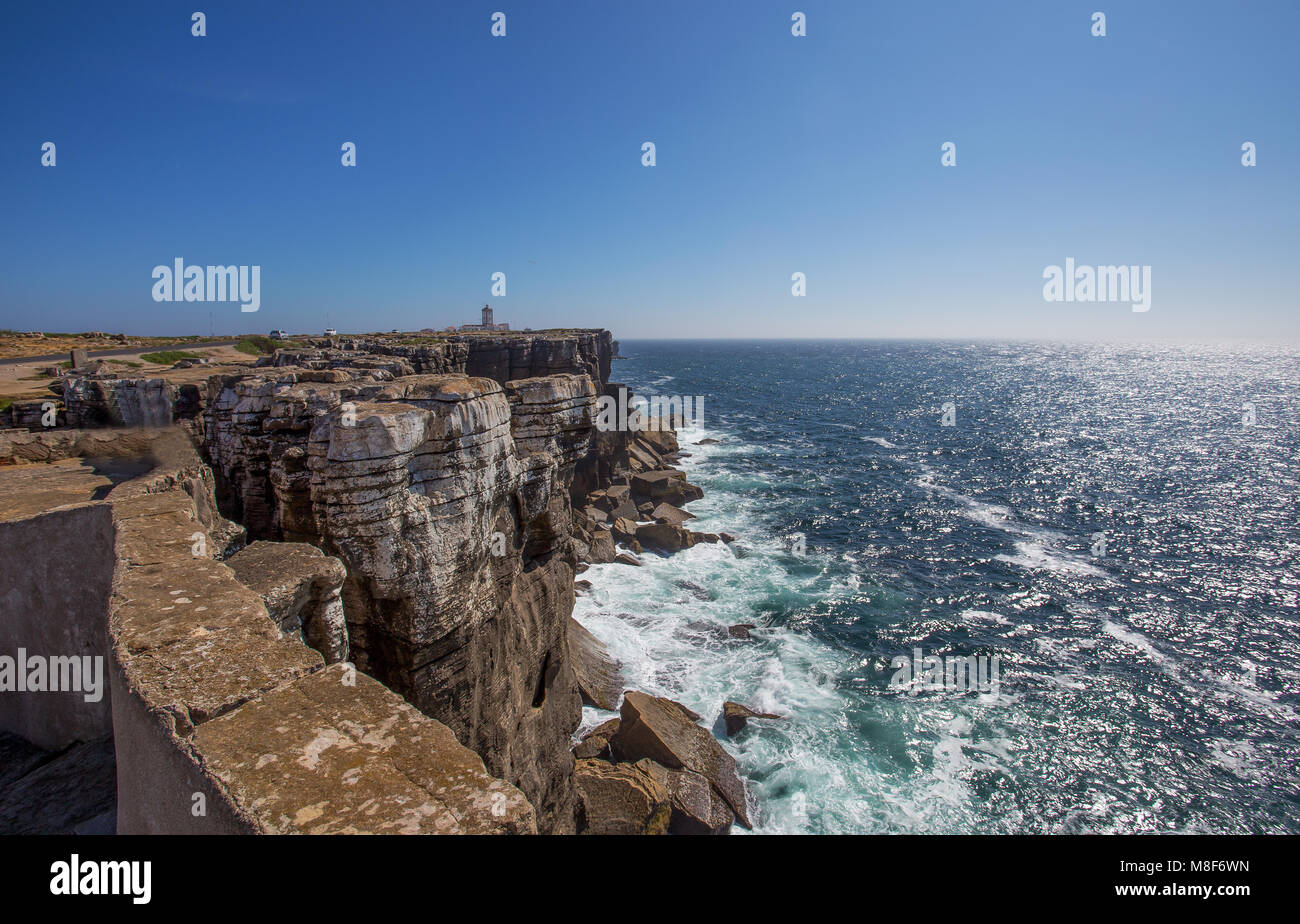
[573,339,1300,834]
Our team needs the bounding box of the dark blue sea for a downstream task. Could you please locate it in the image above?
[573,339,1300,833]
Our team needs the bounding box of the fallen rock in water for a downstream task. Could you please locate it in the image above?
[612,691,750,828]
[573,718,620,760]
[640,760,734,835]
[588,528,616,563]
[631,469,704,507]
[696,438,721,445]
[574,579,593,593]
[611,516,639,542]
[613,552,642,567]
[651,502,696,525]
[719,532,737,544]
[722,701,783,737]
[727,623,757,640]
[567,617,624,712]
[574,759,671,835]
[635,521,693,552]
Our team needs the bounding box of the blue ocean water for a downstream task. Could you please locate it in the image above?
[573,339,1300,834]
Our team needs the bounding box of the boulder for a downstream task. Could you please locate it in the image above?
[613,553,642,567]
[588,528,616,563]
[611,516,639,541]
[225,541,350,663]
[640,761,734,835]
[631,470,704,507]
[610,496,640,521]
[612,691,750,828]
[574,759,670,835]
[573,719,620,761]
[583,717,621,741]
[722,701,783,737]
[572,736,612,760]
[727,623,756,640]
[605,483,631,506]
[634,521,694,553]
[567,617,624,712]
[719,532,737,544]
[636,427,679,455]
[696,438,721,445]
[651,502,696,525]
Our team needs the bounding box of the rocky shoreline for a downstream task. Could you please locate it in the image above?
[1,329,768,834]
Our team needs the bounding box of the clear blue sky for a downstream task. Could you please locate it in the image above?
[1,1,1296,339]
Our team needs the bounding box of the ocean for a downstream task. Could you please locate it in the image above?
[573,339,1300,834]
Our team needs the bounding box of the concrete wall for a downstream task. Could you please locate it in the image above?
[0,503,115,750]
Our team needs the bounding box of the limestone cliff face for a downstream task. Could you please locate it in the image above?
[272,330,615,387]
[63,377,178,428]
[199,339,613,832]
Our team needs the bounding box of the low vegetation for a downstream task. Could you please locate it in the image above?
[139,350,204,365]
[236,336,298,355]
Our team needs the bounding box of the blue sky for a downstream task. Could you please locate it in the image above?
[1,1,1296,339]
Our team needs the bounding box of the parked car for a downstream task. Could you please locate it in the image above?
[269,330,285,340]
[324,328,337,336]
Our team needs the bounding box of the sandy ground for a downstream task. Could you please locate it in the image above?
[0,333,239,360]
[0,343,259,404]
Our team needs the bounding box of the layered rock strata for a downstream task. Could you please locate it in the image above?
[3,329,752,835]
[0,428,535,834]
[193,330,732,833]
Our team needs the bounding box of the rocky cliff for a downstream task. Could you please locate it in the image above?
[191,330,672,833]
[3,329,744,834]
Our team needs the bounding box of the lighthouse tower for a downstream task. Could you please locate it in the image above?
[481,304,494,328]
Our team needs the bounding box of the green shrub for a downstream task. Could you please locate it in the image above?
[139,350,203,364]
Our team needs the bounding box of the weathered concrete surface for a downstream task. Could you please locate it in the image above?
[0,459,113,519]
[194,664,535,834]
[109,471,537,835]
[0,492,115,749]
